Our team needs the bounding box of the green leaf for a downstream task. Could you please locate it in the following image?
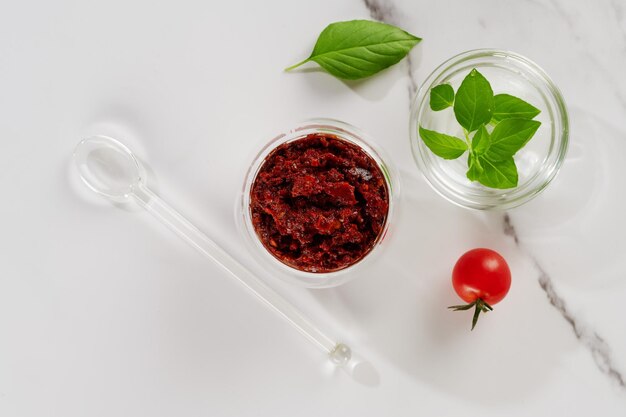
[471,125,490,154]
[492,94,541,123]
[418,126,468,159]
[466,153,483,181]
[285,20,421,80]
[430,84,455,111]
[416,69,542,191]
[486,118,541,160]
[475,156,518,189]
[471,303,482,330]
[453,69,494,132]
[448,303,476,311]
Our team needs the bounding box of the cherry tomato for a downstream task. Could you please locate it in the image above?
[449,248,511,330]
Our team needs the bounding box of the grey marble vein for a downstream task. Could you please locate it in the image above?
[362,0,626,398]
[363,0,396,22]
[362,0,418,96]
[589,52,626,111]
[536,261,626,389]
[548,0,578,37]
[503,214,626,389]
[612,0,625,22]
[612,0,626,53]
[521,0,550,9]
[363,0,626,388]
[502,213,519,245]
[548,0,626,110]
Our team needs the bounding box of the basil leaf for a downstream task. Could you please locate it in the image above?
[453,69,494,132]
[471,125,490,154]
[430,84,455,111]
[285,20,421,80]
[419,126,468,159]
[486,119,541,160]
[476,156,518,189]
[466,153,483,181]
[492,94,541,123]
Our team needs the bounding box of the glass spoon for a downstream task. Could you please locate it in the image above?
[72,135,353,367]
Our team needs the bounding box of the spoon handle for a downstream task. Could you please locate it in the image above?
[131,183,344,357]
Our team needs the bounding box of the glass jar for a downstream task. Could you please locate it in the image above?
[237,119,399,288]
[410,49,569,210]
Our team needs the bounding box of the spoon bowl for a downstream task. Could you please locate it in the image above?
[73,135,145,202]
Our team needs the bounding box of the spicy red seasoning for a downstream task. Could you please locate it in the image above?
[250,133,389,273]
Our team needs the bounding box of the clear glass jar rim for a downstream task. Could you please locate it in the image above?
[409,49,569,210]
[237,118,400,288]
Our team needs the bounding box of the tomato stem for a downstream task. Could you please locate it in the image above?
[448,298,493,330]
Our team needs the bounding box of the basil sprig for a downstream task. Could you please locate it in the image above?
[285,20,421,80]
[419,69,541,189]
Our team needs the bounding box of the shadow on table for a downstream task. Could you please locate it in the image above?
[309,169,573,403]
[291,55,415,103]
[309,107,626,403]
[508,108,626,288]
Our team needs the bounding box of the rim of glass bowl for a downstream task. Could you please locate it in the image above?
[236,118,400,289]
[409,49,569,210]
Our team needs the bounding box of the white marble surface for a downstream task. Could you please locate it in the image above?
[1,0,625,415]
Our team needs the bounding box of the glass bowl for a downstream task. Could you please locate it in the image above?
[409,49,569,210]
[237,118,399,289]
